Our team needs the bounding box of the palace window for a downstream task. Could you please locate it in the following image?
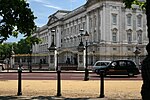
[112,28,118,43]
[137,14,142,27]
[137,30,142,44]
[126,29,132,44]
[127,47,131,51]
[113,47,117,51]
[127,33,132,44]
[112,14,117,25]
[112,32,117,43]
[127,14,132,26]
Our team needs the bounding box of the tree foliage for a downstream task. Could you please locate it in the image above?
[123,0,150,54]
[0,0,36,43]
[0,36,41,60]
[15,39,31,54]
[15,37,41,54]
[123,0,146,9]
[0,43,12,59]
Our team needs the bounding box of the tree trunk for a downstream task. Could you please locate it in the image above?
[147,0,150,43]
[141,0,150,100]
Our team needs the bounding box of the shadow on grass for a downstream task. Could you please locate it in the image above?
[0,96,95,100]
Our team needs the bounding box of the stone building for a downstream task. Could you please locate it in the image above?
[32,0,148,70]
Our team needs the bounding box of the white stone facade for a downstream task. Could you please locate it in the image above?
[32,0,148,69]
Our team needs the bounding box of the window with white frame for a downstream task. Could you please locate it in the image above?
[126,29,132,44]
[112,6,117,9]
[137,30,142,44]
[137,14,142,27]
[112,28,118,43]
[127,33,132,43]
[112,14,117,25]
[82,22,85,31]
[127,14,132,26]
[127,47,131,51]
[112,32,117,43]
[113,47,117,51]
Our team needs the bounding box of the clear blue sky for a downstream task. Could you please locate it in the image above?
[6,0,86,42]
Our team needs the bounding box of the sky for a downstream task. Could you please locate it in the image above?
[6,0,86,42]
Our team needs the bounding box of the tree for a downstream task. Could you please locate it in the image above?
[123,0,150,99]
[12,36,41,54]
[0,0,36,43]
[0,43,12,59]
[15,39,31,54]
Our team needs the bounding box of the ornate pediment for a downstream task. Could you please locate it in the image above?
[126,29,132,33]
[111,28,118,33]
[47,15,58,25]
[47,10,70,25]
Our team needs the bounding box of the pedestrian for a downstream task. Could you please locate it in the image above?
[2,64,4,70]
[18,64,24,70]
[39,63,42,69]
[141,44,150,100]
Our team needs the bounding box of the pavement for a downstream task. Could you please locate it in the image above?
[0,79,142,100]
[0,69,143,100]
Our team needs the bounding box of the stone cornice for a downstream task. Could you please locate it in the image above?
[63,6,86,20]
[85,0,123,8]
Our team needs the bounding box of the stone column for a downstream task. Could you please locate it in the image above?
[77,50,85,70]
[86,13,90,32]
[10,49,15,68]
[48,50,57,70]
[10,55,15,68]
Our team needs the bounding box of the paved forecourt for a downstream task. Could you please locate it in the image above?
[0,80,142,99]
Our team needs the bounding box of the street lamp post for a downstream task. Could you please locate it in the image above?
[78,29,90,81]
[48,30,61,96]
[77,29,85,52]
[78,29,84,49]
[84,31,89,81]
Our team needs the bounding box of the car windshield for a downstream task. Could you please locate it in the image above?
[95,62,110,66]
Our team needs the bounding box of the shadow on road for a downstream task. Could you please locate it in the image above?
[91,75,139,78]
[105,75,138,78]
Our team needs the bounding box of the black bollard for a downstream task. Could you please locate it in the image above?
[57,68,61,96]
[17,65,22,96]
[99,70,105,98]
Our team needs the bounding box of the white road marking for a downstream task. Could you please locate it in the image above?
[22,76,55,79]
[70,76,90,79]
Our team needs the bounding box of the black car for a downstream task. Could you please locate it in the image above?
[98,60,140,77]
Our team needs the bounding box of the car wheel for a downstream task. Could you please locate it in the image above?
[95,69,99,74]
[128,72,134,77]
[98,70,106,77]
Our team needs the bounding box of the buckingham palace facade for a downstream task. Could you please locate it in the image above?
[32,0,148,70]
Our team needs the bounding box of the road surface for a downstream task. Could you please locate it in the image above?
[0,72,142,80]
